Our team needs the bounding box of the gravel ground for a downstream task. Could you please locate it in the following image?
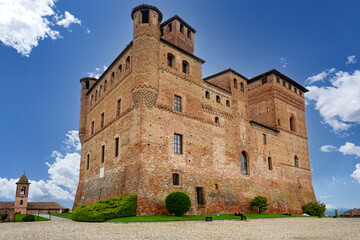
[1,217,359,240]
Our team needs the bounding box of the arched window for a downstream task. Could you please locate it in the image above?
[20,186,26,195]
[20,200,23,205]
[167,53,175,67]
[290,116,296,131]
[104,80,107,92]
[118,65,122,77]
[100,86,103,96]
[226,100,230,107]
[182,60,189,74]
[240,82,244,92]
[240,151,249,175]
[216,95,221,103]
[126,56,131,70]
[215,117,219,124]
[111,72,115,85]
[233,78,238,88]
[205,91,210,99]
[294,156,299,167]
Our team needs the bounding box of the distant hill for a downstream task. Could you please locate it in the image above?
[325,208,353,216]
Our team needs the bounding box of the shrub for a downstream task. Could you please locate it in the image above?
[302,201,326,216]
[250,196,269,214]
[0,213,8,220]
[22,214,35,222]
[72,194,137,222]
[165,192,191,216]
[63,208,69,213]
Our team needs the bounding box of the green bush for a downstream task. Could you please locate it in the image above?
[63,208,69,213]
[302,201,326,216]
[72,194,137,222]
[0,213,8,220]
[22,214,35,222]
[250,196,269,214]
[165,192,191,216]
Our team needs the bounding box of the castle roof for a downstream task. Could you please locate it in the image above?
[27,202,65,210]
[131,4,163,22]
[0,202,14,209]
[17,173,29,183]
[249,68,309,93]
[160,15,197,33]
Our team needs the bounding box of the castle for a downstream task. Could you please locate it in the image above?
[73,4,316,215]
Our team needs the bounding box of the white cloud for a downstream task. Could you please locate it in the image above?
[346,55,356,65]
[351,163,360,184]
[306,70,360,132]
[87,65,108,79]
[338,142,360,157]
[280,57,288,68]
[0,0,84,57]
[0,130,80,202]
[326,204,336,209]
[320,145,337,153]
[332,176,336,181]
[306,68,336,84]
[56,11,81,28]
[319,195,332,199]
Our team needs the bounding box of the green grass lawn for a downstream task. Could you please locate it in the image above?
[14,214,50,222]
[51,212,73,219]
[108,213,308,222]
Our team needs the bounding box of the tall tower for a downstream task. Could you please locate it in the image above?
[14,173,30,214]
[131,4,163,109]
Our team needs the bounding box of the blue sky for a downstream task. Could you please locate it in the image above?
[0,0,359,210]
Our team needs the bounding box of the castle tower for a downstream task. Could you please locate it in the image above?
[14,173,30,214]
[131,4,163,109]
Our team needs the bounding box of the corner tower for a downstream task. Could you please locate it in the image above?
[14,173,30,214]
[131,4,163,109]
[78,77,96,143]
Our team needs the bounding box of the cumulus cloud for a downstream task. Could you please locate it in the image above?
[326,204,336,209]
[320,145,337,153]
[351,163,360,184]
[0,0,84,57]
[0,130,80,202]
[306,68,336,84]
[280,57,288,68]
[56,11,81,28]
[87,65,108,78]
[338,142,360,157]
[306,70,360,132]
[346,55,356,65]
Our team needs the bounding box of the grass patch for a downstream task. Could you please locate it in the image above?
[108,213,308,222]
[51,213,73,219]
[14,214,50,222]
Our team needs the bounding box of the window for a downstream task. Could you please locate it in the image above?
[215,184,219,189]
[241,82,244,92]
[101,145,105,163]
[268,157,272,170]
[262,77,267,84]
[114,137,119,157]
[216,95,220,103]
[205,91,210,99]
[187,29,191,39]
[101,113,104,128]
[118,65,122,77]
[117,99,121,116]
[160,28,164,36]
[182,60,189,74]
[288,84,292,90]
[196,187,205,205]
[174,134,183,154]
[240,151,249,175]
[294,156,299,167]
[167,53,175,67]
[263,134,266,144]
[226,100,230,107]
[294,88,297,94]
[111,72,114,85]
[20,200,23,205]
[20,186,26,195]
[126,56,130,70]
[215,117,219,124]
[172,173,180,186]
[87,154,90,170]
[91,121,94,135]
[180,23,184,33]
[91,95,93,105]
[100,86,103,96]
[95,90,98,101]
[104,80,107,92]
[299,91,303,96]
[276,77,280,83]
[234,78,238,88]
[141,9,149,23]
[283,80,286,86]
[290,116,296,132]
[168,23,172,32]
[174,95,182,112]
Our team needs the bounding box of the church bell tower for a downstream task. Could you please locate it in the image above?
[14,173,30,214]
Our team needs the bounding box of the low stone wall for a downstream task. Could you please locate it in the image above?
[0,209,15,222]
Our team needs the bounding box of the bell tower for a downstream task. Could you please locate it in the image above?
[14,172,30,214]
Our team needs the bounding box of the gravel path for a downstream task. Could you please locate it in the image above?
[1,217,359,240]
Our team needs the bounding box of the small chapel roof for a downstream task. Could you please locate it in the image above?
[17,173,29,183]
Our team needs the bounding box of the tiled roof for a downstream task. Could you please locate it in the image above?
[0,202,14,209]
[341,208,360,216]
[27,202,65,210]
[18,173,29,183]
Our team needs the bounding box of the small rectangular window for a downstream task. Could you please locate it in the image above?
[101,113,104,128]
[268,157,273,170]
[117,99,121,116]
[101,145,105,163]
[91,121,94,135]
[174,134,183,154]
[87,154,90,170]
[172,173,180,186]
[262,77,267,84]
[141,10,149,23]
[180,24,184,33]
[196,187,205,205]
[114,137,119,157]
[187,29,191,39]
[263,134,267,144]
[168,23,172,32]
[174,95,182,112]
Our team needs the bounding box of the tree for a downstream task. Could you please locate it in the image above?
[165,192,191,216]
[250,196,269,214]
[302,201,326,216]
